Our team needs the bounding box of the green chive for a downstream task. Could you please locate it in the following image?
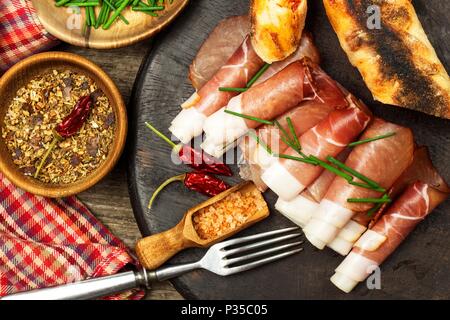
[367,203,383,217]
[276,153,317,165]
[246,63,271,88]
[326,156,385,192]
[286,117,301,151]
[248,131,272,155]
[55,0,72,6]
[103,0,130,29]
[145,122,177,149]
[308,155,354,181]
[219,87,247,93]
[224,109,273,125]
[348,132,396,147]
[132,5,164,11]
[347,197,391,204]
[349,181,386,192]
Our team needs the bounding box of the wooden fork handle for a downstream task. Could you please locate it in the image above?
[135,221,191,270]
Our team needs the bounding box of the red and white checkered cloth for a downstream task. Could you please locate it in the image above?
[0,0,58,73]
[0,172,145,300]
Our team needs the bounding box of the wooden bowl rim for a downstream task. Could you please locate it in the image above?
[0,51,127,198]
[33,0,190,49]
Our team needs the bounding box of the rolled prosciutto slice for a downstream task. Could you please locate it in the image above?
[327,146,442,256]
[275,149,351,227]
[189,15,251,90]
[243,100,339,170]
[331,180,450,293]
[201,58,347,157]
[261,95,371,201]
[304,118,415,250]
[170,36,265,144]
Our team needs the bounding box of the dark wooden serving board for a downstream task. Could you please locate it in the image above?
[128,0,450,299]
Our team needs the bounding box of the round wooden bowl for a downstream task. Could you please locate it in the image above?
[31,0,190,49]
[0,52,127,198]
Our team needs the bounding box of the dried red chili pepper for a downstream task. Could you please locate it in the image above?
[148,172,230,209]
[145,122,232,176]
[34,96,93,178]
[177,144,232,176]
[55,96,93,138]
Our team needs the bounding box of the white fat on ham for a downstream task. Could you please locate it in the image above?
[327,220,367,256]
[331,252,378,293]
[261,161,306,201]
[201,96,248,157]
[275,195,319,228]
[169,107,208,144]
[303,199,353,249]
[253,143,278,169]
[353,229,387,251]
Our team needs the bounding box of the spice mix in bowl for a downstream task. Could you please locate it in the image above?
[0,52,127,197]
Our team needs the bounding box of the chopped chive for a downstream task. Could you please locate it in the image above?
[248,131,272,155]
[348,132,396,147]
[326,156,385,192]
[103,0,131,29]
[275,153,318,165]
[246,63,271,88]
[286,117,301,151]
[55,0,72,6]
[145,122,177,149]
[224,109,273,125]
[308,155,353,181]
[132,5,165,11]
[347,197,391,204]
[367,203,383,217]
[349,181,386,192]
[219,87,247,93]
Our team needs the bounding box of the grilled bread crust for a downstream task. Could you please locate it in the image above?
[251,0,308,63]
[324,0,450,119]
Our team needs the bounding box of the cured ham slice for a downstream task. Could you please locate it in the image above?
[201,58,348,157]
[261,96,371,201]
[239,100,334,191]
[170,36,265,144]
[242,100,338,171]
[189,16,251,90]
[304,118,415,250]
[327,146,442,255]
[275,149,351,227]
[331,180,449,293]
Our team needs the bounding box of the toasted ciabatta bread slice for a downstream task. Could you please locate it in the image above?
[250,0,307,63]
[323,0,450,119]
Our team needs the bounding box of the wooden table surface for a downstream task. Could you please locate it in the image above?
[58,41,183,300]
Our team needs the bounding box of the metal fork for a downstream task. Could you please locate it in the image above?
[1,227,302,300]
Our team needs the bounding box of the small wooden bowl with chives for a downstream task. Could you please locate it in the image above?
[31,0,189,49]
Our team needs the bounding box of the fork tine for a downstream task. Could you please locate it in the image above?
[224,241,303,266]
[224,233,302,257]
[216,227,299,249]
[225,248,303,275]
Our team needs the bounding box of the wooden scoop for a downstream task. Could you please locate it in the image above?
[135,182,270,269]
